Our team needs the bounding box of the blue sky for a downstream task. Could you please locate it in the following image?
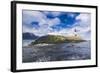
[22,10,91,40]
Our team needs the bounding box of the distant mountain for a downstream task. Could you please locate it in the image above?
[23,32,39,40]
[30,35,85,45]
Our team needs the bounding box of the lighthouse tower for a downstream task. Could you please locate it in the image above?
[74,29,77,37]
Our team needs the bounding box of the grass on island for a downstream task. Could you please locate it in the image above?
[30,35,86,46]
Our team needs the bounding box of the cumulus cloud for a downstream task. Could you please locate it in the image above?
[22,10,61,36]
[75,13,91,27]
[22,10,47,26]
[43,11,61,17]
[47,17,61,26]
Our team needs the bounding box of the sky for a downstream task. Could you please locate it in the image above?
[22,10,91,40]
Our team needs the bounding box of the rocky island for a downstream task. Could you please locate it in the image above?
[29,35,86,46]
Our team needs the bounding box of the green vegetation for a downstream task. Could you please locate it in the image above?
[30,35,85,45]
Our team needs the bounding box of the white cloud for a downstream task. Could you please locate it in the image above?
[23,25,33,33]
[47,17,61,26]
[43,11,61,17]
[75,13,91,27]
[23,10,47,25]
[23,11,61,36]
[76,13,90,22]
[32,24,53,36]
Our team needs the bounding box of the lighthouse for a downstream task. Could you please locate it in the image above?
[74,29,77,37]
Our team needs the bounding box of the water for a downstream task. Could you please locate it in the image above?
[23,40,34,46]
[22,40,91,63]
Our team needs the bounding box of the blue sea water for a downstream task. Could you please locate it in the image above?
[22,40,91,63]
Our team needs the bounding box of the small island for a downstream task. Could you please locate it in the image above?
[29,34,86,46]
